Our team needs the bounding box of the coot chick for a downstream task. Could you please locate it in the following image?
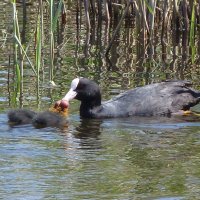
[32,111,68,129]
[55,78,200,118]
[8,107,69,129]
[8,109,36,126]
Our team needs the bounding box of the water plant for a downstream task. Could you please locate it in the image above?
[11,0,65,83]
[7,0,200,108]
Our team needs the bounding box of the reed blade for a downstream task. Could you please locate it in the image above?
[189,1,196,64]
[36,14,42,77]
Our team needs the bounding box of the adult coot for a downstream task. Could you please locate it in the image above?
[55,78,200,118]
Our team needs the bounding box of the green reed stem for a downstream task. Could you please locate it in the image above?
[49,0,64,81]
[12,2,21,89]
[52,0,63,32]
[14,36,36,75]
[144,0,154,14]
[12,2,36,76]
[50,0,54,82]
[36,14,42,83]
[189,1,196,64]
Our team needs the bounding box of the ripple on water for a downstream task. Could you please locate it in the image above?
[1,113,200,199]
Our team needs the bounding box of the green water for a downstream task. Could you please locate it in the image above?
[1,1,200,199]
[1,113,200,199]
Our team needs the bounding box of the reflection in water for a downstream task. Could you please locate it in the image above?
[70,118,103,151]
[1,113,200,199]
[75,118,102,139]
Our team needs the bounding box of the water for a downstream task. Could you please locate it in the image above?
[1,112,200,200]
[1,1,200,199]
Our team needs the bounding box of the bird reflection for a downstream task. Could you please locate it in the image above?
[74,118,102,139]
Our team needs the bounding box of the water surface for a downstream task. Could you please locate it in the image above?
[1,1,200,199]
[1,112,200,200]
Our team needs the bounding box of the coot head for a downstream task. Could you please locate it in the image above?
[61,78,101,105]
[63,78,101,103]
[55,78,102,118]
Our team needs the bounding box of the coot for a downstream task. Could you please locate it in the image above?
[32,111,68,129]
[8,109,68,128]
[8,109,37,126]
[55,78,200,118]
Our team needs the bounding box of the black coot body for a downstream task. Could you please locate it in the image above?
[58,78,200,118]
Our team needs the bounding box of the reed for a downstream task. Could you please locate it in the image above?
[50,0,54,82]
[12,0,36,79]
[11,0,65,84]
[12,0,22,89]
[95,0,199,65]
[11,0,200,82]
[189,0,196,64]
[35,12,42,82]
[105,1,131,55]
[49,0,64,82]
[11,0,24,106]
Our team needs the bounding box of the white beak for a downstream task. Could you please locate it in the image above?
[62,88,77,101]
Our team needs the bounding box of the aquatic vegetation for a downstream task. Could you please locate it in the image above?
[10,1,200,76]
[4,0,200,108]
[11,0,65,84]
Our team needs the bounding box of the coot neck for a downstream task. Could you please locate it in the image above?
[79,97,102,118]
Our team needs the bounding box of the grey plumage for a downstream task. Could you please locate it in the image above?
[70,78,200,118]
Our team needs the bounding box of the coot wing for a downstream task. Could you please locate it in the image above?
[101,81,200,117]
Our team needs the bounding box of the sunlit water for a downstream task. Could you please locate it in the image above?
[1,111,200,200]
